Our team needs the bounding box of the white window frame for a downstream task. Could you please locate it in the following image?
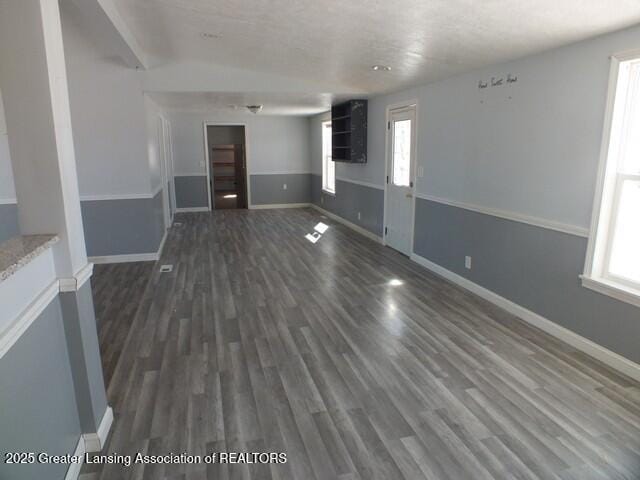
[321,120,335,195]
[582,50,640,308]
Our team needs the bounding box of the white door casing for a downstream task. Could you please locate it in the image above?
[163,119,175,221]
[384,105,417,256]
[157,116,171,229]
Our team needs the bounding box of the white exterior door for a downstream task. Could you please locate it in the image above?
[385,106,417,256]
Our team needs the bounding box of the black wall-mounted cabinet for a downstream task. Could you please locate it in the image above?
[331,100,367,163]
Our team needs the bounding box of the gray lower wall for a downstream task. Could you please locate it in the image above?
[414,198,640,364]
[60,282,108,432]
[175,175,208,209]
[250,173,311,205]
[311,174,384,236]
[80,190,165,257]
[0,203,19,243]
[174,173,315,208]
[0,296,81,480]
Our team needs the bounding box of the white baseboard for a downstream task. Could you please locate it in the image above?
[175,207,209,213]
[311,204,383,244]
[64,435,86,480]
[83,406,113,453]
[410,252,640,383]
[89,253,158,264]
[249,203,311,210]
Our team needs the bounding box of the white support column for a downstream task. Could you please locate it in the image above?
[0,0,87,278]
[0,0,110,443]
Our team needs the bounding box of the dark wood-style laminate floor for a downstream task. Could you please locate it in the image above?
[81,208,640,480]
[92,261,155,385]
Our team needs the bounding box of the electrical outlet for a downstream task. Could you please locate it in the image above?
[418,166,424,178]
[358,212,361,220]
[465,256,472,270]
[283,183,287,190]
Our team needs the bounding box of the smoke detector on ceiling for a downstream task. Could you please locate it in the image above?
[246,105,263,114]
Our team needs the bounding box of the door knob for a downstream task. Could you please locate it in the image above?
[406,193,413,198]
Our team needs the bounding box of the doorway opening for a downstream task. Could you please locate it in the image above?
[384,103,417,256]
[205,125,248,209]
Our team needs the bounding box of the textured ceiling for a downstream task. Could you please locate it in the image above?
[109,0,640,112]
[148,91,349,115]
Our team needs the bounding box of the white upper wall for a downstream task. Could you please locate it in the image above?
[61,4,152,197]
[331,23,640,231]
[0,88,17,202]
[169,111,310,176]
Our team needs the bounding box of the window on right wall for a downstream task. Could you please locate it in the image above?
[583,53,640,307]
[322,120,335,194]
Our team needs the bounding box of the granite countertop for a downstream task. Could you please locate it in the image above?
[0,235,59,282]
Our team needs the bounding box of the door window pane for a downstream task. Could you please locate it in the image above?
[393,119,412,186]
[608,179,640,283]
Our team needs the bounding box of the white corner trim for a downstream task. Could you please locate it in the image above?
[0,197,17,205]
[415,193,589,238]
[64,436,86,480]
[79,193,155,201]
[335,177,385,191]
[175,207,210,213]
[581,275,640,309]
[410,252,640,383]
[311,204,383,244]
[59,263,94,293]
[249,203,311,210]
[83,406,114,453]
[0,281,59,359]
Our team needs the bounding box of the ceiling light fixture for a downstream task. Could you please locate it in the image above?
[371,65,391,71]
[246,105,263,114]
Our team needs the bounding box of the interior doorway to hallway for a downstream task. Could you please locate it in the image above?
[205,124,248,209]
